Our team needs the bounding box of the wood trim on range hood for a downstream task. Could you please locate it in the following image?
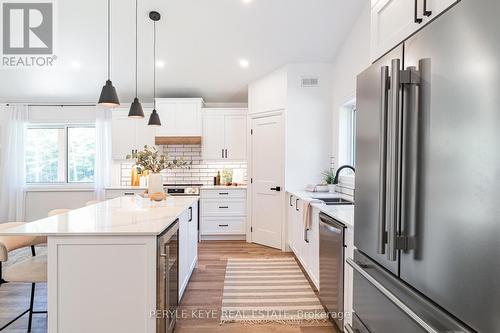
[155,136,202,145]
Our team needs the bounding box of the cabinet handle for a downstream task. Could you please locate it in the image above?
[189,206,193,222]
[219,206,229,209]
[423,0,432,16]
[414,0,423,23]
[289,195,294,207]
[218,224,229,227]
[295,198,299,212]
[224,149,228,159]
[222,149,224,159]
[219,192,229,196]
[124,192,135,196]
[304,228,309,243]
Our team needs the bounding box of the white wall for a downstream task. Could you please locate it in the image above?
[331,2,371,169]
[286,63,333,189]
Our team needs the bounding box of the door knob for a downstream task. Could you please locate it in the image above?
[270,186,281,192]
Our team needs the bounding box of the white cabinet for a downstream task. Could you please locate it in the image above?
[224,115,247,160]
[200,188,246,238]
[156,98,204,137]
[201,115,225,159]
[111,109,155,160]
[179,201,198,299]
[202,109,247,161]
[371,0,458,61]
[286,193,319,289]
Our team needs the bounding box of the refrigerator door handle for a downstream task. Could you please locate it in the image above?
[399,66,421,251]
[377,66,390,255]
[387,58,401,262]
[347,258,440,333]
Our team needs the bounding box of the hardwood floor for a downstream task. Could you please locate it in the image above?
[176,241,338,333]
[0,241,337,333]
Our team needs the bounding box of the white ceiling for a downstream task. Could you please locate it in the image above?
[0,0,366,104]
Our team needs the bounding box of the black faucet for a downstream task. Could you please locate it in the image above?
[333,165,355,184]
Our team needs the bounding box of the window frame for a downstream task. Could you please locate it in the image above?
[25,123,96,186]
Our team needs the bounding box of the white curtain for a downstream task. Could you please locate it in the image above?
[94,107,112,201]
[0,104,28,222]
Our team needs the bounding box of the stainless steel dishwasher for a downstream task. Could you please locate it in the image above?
[319,212,346,332]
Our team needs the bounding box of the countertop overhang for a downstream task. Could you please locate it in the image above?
[0,196,199,237]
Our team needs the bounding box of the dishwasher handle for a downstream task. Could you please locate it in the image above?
[321,222,343,234]
[319,213,345,234]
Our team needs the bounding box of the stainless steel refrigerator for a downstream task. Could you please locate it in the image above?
[351,1,500,332]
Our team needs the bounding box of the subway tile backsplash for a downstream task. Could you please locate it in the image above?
[119,145,247,186]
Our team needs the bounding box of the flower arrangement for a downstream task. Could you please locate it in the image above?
[126,145,191,174]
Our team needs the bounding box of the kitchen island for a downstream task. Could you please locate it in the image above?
[0,195,199,333]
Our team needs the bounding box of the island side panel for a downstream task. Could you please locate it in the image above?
[48,235,157,333]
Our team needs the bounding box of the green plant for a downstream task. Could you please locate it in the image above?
[126,146,191,174]
[322,169,335,185]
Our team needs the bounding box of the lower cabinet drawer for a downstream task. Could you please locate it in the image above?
[105,189,144,199]
[200,217,246,235]
[201,199,246,216]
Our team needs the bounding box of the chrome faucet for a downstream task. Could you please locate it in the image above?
[333,165,355,184]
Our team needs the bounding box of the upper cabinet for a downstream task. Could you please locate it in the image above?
[155,98,204,137]
[371,0,459,61]
[202,108,247,161]
[111,108,156,160]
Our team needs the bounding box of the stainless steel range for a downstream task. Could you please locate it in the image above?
[163,184,201,196]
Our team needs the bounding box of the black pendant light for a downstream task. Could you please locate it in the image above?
[98,0,120,107]
[128,0,144,118]
[148,11,161,126]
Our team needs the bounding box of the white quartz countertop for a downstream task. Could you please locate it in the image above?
[287,189,355,228]
[0,196,199,236]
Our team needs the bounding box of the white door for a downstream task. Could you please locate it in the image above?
[224,115,247,161]
[202,115,225,160]
[371,0,419,61]
[251,113,284,249]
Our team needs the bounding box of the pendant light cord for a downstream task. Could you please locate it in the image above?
[153,21,156,109]
[107,0,111,80]
[135,0,138,98]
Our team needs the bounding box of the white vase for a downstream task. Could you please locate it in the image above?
[148,173,163,195]
[328,184,337,193]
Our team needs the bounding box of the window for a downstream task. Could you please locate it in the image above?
[338,100,357,168]
[26,125,96,184]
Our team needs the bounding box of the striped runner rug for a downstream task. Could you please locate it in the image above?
[220,257,328,324]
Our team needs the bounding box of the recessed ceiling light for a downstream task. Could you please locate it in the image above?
[242,0,253,4]
[156,60,165,68]
[239,59,249,68]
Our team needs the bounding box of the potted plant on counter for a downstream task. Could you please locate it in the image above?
[322,169,336,193]
[126,146,191,195]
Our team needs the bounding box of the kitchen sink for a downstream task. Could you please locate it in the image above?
[317,197,354,205]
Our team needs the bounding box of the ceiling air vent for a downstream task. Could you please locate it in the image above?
[301,77,319,88]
